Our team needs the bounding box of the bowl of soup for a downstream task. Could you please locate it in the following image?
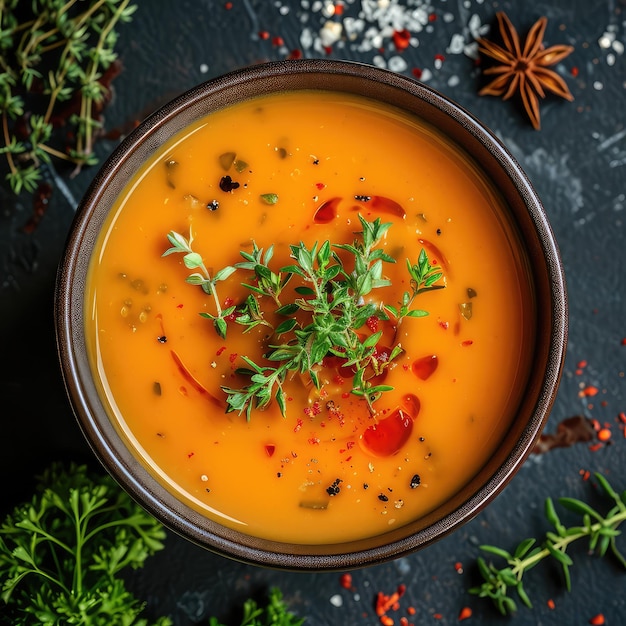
[55,59,567,570]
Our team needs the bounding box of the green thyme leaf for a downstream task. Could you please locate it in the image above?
[470,473,626,615]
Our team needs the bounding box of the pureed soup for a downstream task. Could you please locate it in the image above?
[86,90,534,545]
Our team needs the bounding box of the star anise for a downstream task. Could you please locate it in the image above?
[477,12,574,130]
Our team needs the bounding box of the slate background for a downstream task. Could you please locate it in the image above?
[1,0,624,624]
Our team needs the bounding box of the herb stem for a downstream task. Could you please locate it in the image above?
[510,507,626,577]
[1,113,17,177]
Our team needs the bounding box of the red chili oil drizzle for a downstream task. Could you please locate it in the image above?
[170,350,223,408]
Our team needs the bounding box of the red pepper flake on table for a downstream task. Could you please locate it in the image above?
[458,606,472,621]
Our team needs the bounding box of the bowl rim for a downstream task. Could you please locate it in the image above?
[55,58,568,570]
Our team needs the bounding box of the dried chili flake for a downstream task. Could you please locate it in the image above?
[392,29,411,51]
[375,585,406,617]
[412,68,423,79]
[461,339,474,347]
[547,598,556,610]
[308,436,320,445]
[454,561,464,574]
[571,66,579,77]
[589,615,605,626]
[579,468,591,481]
[339,573,353,589]
[458,606,472,621]
[216,346,226,356]
[580,385,599,397]
[589,442,603,452]
[259,30,270,40]
[265,444,276,457]
[229,353,238,363]
[433,614,442,620]
[224,1,232,8]
[619,412,626,424]
[272,36,284,46]
[334,3,344,15]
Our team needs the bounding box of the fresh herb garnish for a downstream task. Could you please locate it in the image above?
[164,214,445,419]
[208,587,304,626]
[0,463,170,625]
[163,229,237,339]
[0,0,137,194]
[470,472,626,615]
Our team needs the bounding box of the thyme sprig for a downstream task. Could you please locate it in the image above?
[470,472,626,615]
[0,0,137,194]
[163,230,236,339]
[164,215,445,419]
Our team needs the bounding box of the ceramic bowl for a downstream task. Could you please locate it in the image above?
[55,59,567,570]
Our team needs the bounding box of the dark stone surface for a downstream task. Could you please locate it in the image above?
[1,1,624,624]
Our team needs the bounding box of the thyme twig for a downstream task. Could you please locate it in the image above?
[470,473,626,615]
[0,0,137,194]
[164,215,445,420]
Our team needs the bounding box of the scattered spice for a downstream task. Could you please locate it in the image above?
[580,385,599,397]
[339,573,353,590]
[458,606,472,621]
[219,175,240,192]
[326,478,342,496]
[477,12,574,130]
[589,615,606,626]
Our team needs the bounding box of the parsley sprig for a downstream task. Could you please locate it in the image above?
[0,0,137,194]
[164,215,445,420]
[0,463,169,625]
[470,472,626,615]
[208,588,304,626]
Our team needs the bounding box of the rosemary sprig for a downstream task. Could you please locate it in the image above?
[470,472,626,615]
[164,215,445,419]
[0,0,137,194]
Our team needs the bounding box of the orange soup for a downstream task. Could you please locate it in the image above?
[86,90,534,544]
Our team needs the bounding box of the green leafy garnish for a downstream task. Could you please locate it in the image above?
[164,214,445,419]
[0,0,137,194]
[208,588,304,626]
[0,463,170,625]
[163,229,237,339]
[470,472,626,615]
